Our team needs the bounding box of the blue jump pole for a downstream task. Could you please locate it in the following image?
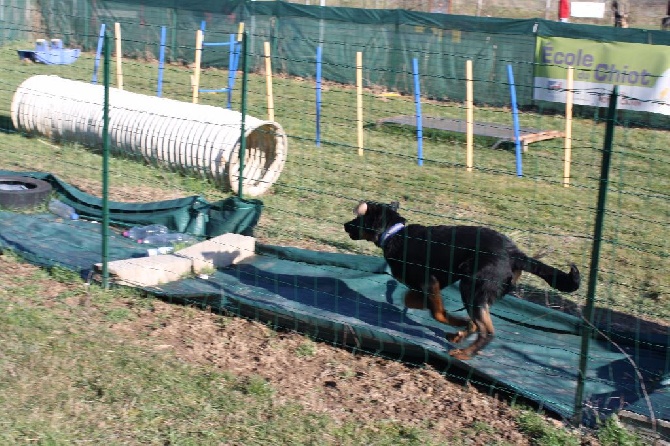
[91,23,106,84]
[227,34,239,109]
[156,26,166,97]
[507,64,523,177]
[198,33,239,110]
[316,45,322,147]
[412,58,424,166]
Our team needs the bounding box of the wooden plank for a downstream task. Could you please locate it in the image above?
[378,115,564,151]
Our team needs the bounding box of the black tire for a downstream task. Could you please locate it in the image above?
[0,176,53,210]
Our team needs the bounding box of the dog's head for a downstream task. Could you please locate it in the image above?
[343,201,404,246]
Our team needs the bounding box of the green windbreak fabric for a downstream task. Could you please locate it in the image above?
[30,0,670,109]
[0,170,262,237]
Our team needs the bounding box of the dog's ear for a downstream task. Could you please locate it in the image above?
[354,201,368,216]
[389,201,400,211]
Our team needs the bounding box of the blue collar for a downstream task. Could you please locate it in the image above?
[378,223,405,248]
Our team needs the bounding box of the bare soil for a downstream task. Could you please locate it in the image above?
[2,253,600,445]
[111,295,587,446]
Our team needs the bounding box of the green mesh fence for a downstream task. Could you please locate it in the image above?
[0,0,668,441]
[18,1,670,109]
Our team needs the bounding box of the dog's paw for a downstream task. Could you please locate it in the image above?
[448,349,472,361]
[446,331,467,344]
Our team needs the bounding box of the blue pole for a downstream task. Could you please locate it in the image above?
[507,64,523,177]
[412,58,423,166]
[157,26,166,97]
[227,34,238,109]
[200,20,206,33]
[316,45,322,147]
[92,23,106,84]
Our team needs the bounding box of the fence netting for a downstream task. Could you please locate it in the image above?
[0,0,668,439]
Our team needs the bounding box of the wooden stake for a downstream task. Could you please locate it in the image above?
[192,29,203,104]
[563,66,574,187]
[264,41,275,122]
[466,60,474,172]
[356,51,363,156]
[114,22,123,90]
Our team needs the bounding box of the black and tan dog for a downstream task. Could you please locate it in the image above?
[343,200,580,360]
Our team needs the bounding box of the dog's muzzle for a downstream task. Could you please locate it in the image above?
[343,218,364,240]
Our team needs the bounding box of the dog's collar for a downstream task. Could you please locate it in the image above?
[378,223,405,248]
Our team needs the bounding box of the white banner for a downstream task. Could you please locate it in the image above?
[571,2,606,18]
[534,36,670,115]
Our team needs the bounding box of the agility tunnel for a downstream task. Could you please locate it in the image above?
[10,75,287,197]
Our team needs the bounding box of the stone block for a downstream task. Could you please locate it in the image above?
[175,233,256,274]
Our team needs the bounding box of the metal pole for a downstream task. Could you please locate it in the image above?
[412,58,423,166]
[92,23,106,84]
[573,86,618,424]
[101,30,111,290]
[237,31,249,198]
[170,8,177,62]
[157,26,166,97]
[319,0,325,45]
[316,45,322,147]
[507,64,522,177]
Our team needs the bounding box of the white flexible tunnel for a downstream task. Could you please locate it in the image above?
[11,75,288,197]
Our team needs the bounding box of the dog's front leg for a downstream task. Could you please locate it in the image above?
[446,321,477,345]
[404,276,470,327]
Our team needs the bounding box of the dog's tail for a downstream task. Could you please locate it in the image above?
[513,252,580,293]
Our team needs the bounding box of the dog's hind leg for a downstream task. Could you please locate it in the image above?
[448,304,494,360]
[447,275,496,360]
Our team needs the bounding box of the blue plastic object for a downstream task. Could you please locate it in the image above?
[316,45,322,147]
[412,58,424,167]
[18,39,80,65]
[198,29,241,110]
[507,64,523,177]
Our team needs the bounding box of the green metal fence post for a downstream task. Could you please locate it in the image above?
[238,30,249,198]
[83,0,89,51]
[573,85,618,424]
[101,30,111,290]
[170,8,177,63]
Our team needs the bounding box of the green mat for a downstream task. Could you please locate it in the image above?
[0,172,667,426]
[150,245,669,426]
[0,170,263,238]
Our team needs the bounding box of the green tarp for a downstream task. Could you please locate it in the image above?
[0,173,667,425]
[0,170,262,237]
[151,245,670,426]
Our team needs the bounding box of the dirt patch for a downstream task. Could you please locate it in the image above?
[1,251,601,444]
[112,296,599,445]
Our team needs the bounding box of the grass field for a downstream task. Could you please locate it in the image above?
[1,42,667,322]
[0,38,665,443]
